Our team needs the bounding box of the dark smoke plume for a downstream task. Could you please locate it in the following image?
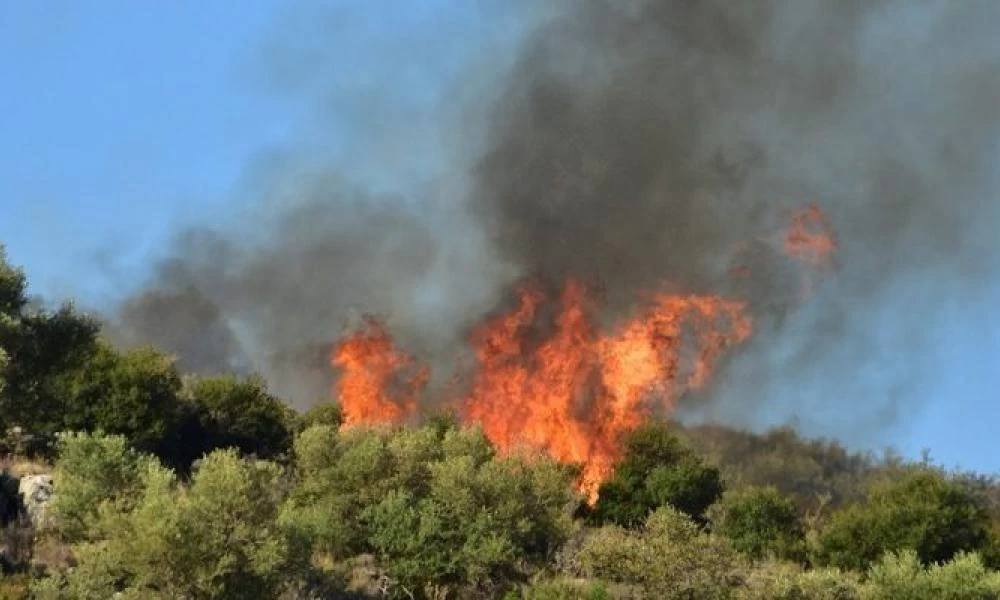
[108,1,1000,445]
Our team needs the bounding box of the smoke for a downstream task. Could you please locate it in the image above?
[109,172,511,404]
[107,0,1000,444]
[468,0,1000,445]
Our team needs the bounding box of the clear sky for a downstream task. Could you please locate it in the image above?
[1,3,996,474]
[1,2,299,301]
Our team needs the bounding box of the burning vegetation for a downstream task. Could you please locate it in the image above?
[331,205,832,501]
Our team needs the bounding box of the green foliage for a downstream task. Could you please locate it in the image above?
[181,374,296,462]
[738,561,861,600]
[1,312,99,441]
[283,423,576,597]
[281,424,397,557]
[49,431,158,541]
[816,468,991,570]
[579,505,741,599]
[0,347,7,395]
[9,239,1000,596]
[0,247,101,443]
[710,486,807,563]
[296,401,343,431]
[36,447,299,600]
[861,550,1000,600]
[56,343,183,455]
[0,247,27,319]
[682,424,877,513]
[590,422,723,526]
[519,578,612,599]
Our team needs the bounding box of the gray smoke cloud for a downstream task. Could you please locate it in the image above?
[108,0,1000,447]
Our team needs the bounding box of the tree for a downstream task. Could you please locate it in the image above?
[589,422,723,526]
[48,431,157,542]
[738,562,861,600]
[363,453,575,598]
[296,401,343,431]
[56,343,183,456]
[579,506,740,599]
[182,375,296,465]
[36,448,300,600]
[709,486,807,563]
[280,424,398,559]
[281,424,576,598]
[815,468,991,571]
[0,347,7,396]
[861,550,1000,600]
[0,246,100,441]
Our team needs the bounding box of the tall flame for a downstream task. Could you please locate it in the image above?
[329,204,832,501]
[332,316,427,427]
[464,280,751,500]
[330,281,750,501]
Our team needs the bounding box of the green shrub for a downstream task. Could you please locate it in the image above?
[282,424,575,598]
[710,486,807,563]
[816,468,990,570]
[589,422,723,527]
[861,550,1000,600]
[296,401,343,431]
[182,374,296,461]
[579,506,740,599]
[519,578,612,600]
[37,449,300,600]
[56,344,184,457]
[738,561,860,600]
[49,431,158,541]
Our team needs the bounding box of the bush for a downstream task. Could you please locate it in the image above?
[710,486,807,563]
[0,247,100,441]
[861,550,1000,600]
[0,573,31,600]
[282,423,576,598]
[518,578,612,600]
[181,374,296,461]
[579,506,741,599]
[36,448,300,600]
[49,431,158,541]
[737,561,860,600]
[57,344,183,455]
[816,468,991,570]
[296,401,343,431]
[590,422,723,527]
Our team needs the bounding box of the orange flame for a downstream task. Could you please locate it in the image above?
[327,203,838,501]
[785,203,836,267]
[784,203,837,299]
[332,316,427,427]
[331,281,751,502]
[464,280,751,501]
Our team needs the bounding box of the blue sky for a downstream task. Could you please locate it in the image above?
[1,3,996,473]
[1,2,296,301]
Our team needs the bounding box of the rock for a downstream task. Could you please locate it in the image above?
[17,474,53,530]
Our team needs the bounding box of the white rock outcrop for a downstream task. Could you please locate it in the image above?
[17,474,53,530]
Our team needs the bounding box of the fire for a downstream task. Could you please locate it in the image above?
[328,204,834,501]
[784,203,837,299]
[464,281,751,500]
[330,281,751,502]
[785,203,837,267]
[332,316,428,427]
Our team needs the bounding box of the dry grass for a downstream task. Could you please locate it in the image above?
[0,457,51,478]
[0,573,31,600]
[27,534,73,575]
